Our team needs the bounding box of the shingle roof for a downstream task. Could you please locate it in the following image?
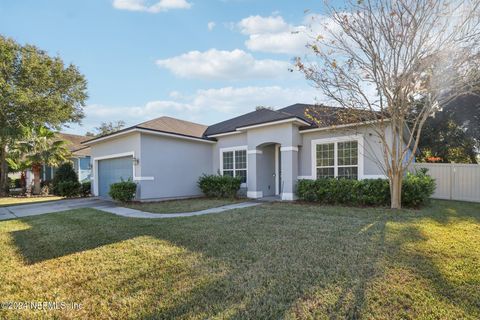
[83,103,377,144]
[56,133,91,156]
[82,116,210,144]
[276,103,313,122]
[278,103,378,130]
[137,116,208,138]
[204,103,380,136]
[57,133,89,151]
[203,107,310,136]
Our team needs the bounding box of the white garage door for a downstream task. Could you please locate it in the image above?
[98,156,133,197]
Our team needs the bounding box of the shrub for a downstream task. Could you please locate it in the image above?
[297,170,435,208]
[297,178,387,206]
[56,180,81,197]
[360,179,391,206]
[81,181,91,197]
[52,163,79,195]
[198,174,242,198]
[109,180,137,202]
[41,180,52,196]
[402,169,436,207]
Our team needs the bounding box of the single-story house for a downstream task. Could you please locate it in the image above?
[83,103,404,200]
[37,133,92,184]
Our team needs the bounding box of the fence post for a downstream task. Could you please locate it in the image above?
[449,162,454,200]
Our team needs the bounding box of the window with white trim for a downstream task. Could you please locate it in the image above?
[222,149,247,183]
[316,140,358,179]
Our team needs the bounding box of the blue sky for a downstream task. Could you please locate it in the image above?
[0,0,331,134]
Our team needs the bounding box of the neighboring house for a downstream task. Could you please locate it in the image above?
[83,103,400,201]
[34,133,92,184]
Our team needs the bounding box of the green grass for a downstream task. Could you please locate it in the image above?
[124,197,246,213]
[0,196,64,207]
[0,200,479,319]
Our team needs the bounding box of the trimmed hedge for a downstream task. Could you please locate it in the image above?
[297,170,435,208]
[109,180,137,203]
[198,174,242,198]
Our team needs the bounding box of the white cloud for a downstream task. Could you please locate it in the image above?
[238,15,289,35]
[191,86,317,113]
[83,101,196,119]
[112,0,191,13]
[156,49,290,80]
[207,21,216,31]
[237,15,310,55]
[70,86,319,134]
[245,27,309,55]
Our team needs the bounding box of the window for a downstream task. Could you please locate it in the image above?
[316,143,335,178]
[315,140,359,180]
[222,149,247,183]
[80,157,91,171]
[337,141,358,179]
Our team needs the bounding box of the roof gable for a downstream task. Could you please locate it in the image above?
[203,108,307,136]
[82,116,211,145]
[137,116,208,138]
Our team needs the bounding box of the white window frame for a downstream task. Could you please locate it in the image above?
[220,146,248,186]
[311,135,364,180]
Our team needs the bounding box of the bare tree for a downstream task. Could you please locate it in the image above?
[296,0,480,209]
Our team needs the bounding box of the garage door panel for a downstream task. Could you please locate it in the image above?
[98,156,133,197]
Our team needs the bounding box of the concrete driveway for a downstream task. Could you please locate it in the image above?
[0,197,261,220]
[0,198,115,220]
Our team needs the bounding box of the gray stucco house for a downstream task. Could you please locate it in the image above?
[83,104,396,201]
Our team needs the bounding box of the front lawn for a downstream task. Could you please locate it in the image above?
[0,196,63,207]
[124,197,246,213]
[0,200,479,319]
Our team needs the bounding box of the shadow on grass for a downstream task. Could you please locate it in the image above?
[7,200,480,319]
[384,218,480,317]
[409,200,480,225]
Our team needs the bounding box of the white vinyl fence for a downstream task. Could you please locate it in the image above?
[413,163,480,203]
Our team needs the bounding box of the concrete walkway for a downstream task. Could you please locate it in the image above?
[0,198,261,221]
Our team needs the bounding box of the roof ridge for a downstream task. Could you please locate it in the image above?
[274,109,298,117]
[137,115,207,128]
[204,108,277,126]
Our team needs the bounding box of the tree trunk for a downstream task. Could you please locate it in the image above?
[32,164,42,195]
[0,143,8,197]
[20,171,26,194]
[390,172,403,209]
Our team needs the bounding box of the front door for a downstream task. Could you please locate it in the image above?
[276,145,282,195]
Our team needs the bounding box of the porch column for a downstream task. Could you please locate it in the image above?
[280,146,298,200]
[246,149,262,198]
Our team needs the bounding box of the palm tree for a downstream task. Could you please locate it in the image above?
[13,126,71,195]
[6,147,31,194]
